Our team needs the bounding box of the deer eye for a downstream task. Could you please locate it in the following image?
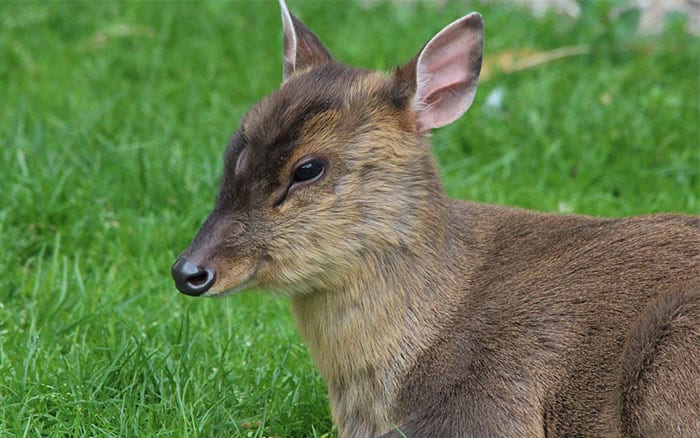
[293,159,324,183]
[272,158,327,207]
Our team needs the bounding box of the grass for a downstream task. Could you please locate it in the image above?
[1,0,698,436]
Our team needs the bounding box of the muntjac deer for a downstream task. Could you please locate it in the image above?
[172,1,700,436]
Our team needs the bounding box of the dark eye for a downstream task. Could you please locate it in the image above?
[293,159,324,183]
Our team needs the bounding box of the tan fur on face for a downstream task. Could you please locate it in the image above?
[252,71,441,298]
[206,255,259,296]
[285,110,342,170]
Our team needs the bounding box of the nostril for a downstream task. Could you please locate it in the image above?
[188,271,210,287]
[171,257,216,296]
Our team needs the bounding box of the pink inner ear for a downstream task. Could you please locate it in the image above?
[413,13,484,133]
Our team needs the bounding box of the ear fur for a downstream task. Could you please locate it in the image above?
[400,13,484,133]
[280,0,333,81]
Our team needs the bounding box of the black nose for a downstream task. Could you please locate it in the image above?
[171,257,215,296]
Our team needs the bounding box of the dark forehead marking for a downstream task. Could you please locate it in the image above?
[233,60,411,160]
[243,62,372,151]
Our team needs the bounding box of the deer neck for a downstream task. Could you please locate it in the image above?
[290,200,458,436]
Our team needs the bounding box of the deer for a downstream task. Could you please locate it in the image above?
[171,1,700,436]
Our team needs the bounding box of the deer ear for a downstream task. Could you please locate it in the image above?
[280,0,333,82]
[407,13,484,133]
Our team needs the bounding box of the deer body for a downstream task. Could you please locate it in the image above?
[292,200,700,437]
[172,2,700,436]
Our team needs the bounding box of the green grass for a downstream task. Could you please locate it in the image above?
[1,1,698,436]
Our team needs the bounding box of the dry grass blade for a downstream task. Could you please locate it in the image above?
[482,45,591,80]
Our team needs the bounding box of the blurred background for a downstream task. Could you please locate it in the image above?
[1,1,698,436]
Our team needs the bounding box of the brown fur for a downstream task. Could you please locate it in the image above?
[173,5,700,437]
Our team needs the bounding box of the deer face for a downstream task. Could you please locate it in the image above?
[173,65,424,296]
[172,2,483,297]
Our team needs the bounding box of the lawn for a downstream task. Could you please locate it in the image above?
[1,1,698,436]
